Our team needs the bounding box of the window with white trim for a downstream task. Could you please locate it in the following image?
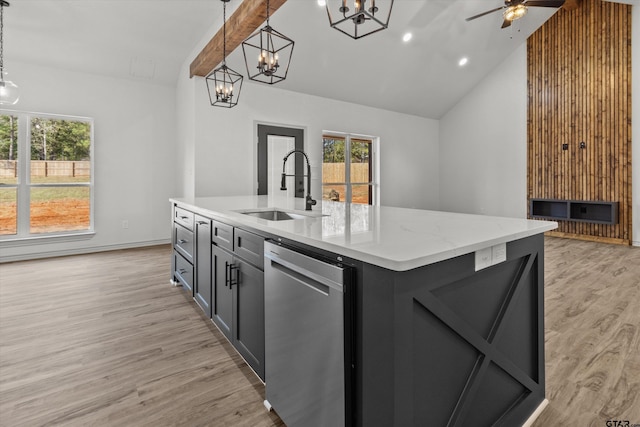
[322,132,378,205]
[0,111,94,239]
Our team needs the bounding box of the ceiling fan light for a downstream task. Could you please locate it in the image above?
[503,4,527,22]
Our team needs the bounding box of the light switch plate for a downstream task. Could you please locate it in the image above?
[475,247,493,271]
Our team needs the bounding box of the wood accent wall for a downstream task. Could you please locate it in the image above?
[527,0,632,244]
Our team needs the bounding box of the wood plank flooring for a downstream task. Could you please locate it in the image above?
[532,237,640,427]
[0,246,283,427]
[0,238,638,426]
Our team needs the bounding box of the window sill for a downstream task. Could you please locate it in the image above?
[0,231,96,247]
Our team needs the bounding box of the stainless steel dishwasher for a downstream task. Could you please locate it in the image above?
[264,241,353,427]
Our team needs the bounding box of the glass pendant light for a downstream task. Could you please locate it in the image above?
[205,0,243,108]
[241,0,294,85]
[0,0,18,105]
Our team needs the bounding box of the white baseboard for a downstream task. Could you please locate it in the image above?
[522,398,549,427]
[633,240,640,247]
[0,239,171,263]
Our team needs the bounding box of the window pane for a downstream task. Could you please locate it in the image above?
[0,187,17,235]
[30,118,91,184]
[322,137,345,184]
[0,114,19,185]
[322,184,346,202]
[350,139,371,184]
[351,184,372,205]
[30,186,90,234]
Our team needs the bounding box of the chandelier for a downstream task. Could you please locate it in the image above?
[205,0,243,108]
[325,0,394,39]
[242,0,294,85]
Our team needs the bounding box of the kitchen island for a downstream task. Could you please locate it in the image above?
[169,195,557,427]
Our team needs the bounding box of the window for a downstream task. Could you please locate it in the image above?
[0,111,93,239]
[322,133,377,205]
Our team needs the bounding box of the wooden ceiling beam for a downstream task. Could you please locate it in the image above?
[562,0,583,12]
[190,0,288,78]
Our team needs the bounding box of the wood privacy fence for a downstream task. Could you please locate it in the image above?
[322,163,370,183]
[0,160,91,178]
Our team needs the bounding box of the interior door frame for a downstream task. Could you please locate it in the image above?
[256,124,305,197]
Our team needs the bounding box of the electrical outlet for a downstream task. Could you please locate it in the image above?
[122,220,129,229]
[475,247,492,271]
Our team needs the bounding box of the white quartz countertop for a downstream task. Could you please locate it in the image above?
[170,195,558,271]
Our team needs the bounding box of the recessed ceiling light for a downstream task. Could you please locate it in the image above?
[402,32,412,42]
[458,57,469,67]
[317,0,326,6]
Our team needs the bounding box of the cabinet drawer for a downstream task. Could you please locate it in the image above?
[175,224,194,262]
[235,228,264,270]
[174,206,194,231]
[211,219,234,252]
[173,251,194,293]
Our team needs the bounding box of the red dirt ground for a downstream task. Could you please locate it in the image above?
[0,200,90,235]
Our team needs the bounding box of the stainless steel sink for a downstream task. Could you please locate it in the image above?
[240,210,307,221]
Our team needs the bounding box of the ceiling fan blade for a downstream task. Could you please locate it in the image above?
[466,6,504,22]
[501,19,512,28]
[524,0,565,7]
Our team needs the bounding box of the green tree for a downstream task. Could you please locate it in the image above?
[30,118,91,161]
[0,115,18,161]
[323,138,345,163]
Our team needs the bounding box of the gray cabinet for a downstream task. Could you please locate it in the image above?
[234,257,264,380]
[172,205,195,295]
[210,225,265,380]
[171,203,266,381]
[194,216,212,317]
[211,243,234,340]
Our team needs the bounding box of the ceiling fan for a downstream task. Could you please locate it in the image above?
[466,0,565,29]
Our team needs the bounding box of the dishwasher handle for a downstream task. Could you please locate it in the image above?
[269,259,331,296]
[264,242,345,292]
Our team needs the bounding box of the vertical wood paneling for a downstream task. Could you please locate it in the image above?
[527,0,632,244]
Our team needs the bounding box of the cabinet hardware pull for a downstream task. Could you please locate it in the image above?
[229,264,239,288]
[178,239,187,244]
[180,216,188,220]
[178,268,187,274]
[225,261,229,287]
[197,221,207,225]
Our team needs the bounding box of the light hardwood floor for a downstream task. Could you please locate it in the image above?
[0,237,638,426]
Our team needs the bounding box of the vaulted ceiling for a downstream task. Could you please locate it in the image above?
[4,0,606,118]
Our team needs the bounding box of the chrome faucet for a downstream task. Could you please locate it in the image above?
[280,149,317,211]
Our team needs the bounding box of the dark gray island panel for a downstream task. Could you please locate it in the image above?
[356,234,545,426]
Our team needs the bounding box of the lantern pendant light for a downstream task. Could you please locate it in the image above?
[325,0,394,39]
[0,0,19,106]
[241,0,294,85]
[206,0,243,108]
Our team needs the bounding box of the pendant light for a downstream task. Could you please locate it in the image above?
[325,0,394,39]
[205,0,243,108]
[0,0,18,105]
[241,0,294,85]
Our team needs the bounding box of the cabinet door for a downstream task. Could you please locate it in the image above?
[234,257,265,381]
[212,244,234,341]
[195,217,212,318]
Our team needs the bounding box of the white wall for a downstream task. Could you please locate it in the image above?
[182,77,440,210]
[439,45,528,218]
[1,61,177,261]
[441,5,639,245]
